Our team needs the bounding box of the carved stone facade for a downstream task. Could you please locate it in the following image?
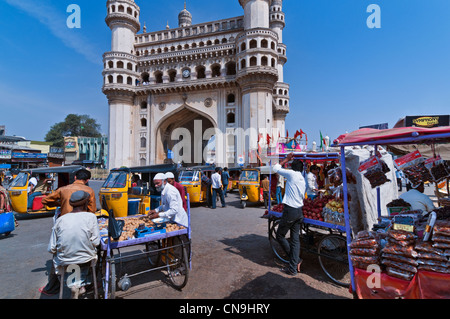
[103,0,289,168]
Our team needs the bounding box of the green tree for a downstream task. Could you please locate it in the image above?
[45,114,102,147]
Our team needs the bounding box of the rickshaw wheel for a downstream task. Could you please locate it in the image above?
[317,234,350,287]
[268,218,291,264]
[241,201,246,209]
[166,236,190,290]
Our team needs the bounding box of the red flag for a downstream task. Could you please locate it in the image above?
[266,134,271,146]
[286,130,289,139]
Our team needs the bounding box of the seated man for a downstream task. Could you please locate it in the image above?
[399,182,436,212]
[148,173,188,227]
[47,191,100,297]
[28,174,53,210]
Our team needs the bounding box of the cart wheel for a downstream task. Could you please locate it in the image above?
[268,218,292,264]
[145,240,162,267]
[241,201,246,209]
[317,234,350,287]
[102,252,117,299]
[166,236,190,290]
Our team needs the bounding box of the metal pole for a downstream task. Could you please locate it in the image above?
[340,146,356,293]
[375,145,382,219]
[105,236,111,299]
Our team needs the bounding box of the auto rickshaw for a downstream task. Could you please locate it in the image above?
[226,167,242,192]
[8,165,84,215]
[239,166,278,209]
[178,165,216,204]
[99,164,178,218]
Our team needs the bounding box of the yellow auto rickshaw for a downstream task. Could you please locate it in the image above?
[239,166,277,209]
[226,167,242,192]
[99,164,178,218]
[8,165,84,215]
[178,165,215,204]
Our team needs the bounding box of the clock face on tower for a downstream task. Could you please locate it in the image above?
[182,69,191,78]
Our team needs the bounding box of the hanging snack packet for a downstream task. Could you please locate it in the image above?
[424,155,450,183]
[358,156,390,188]
[394,150,432,187]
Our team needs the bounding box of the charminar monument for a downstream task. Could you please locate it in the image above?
[102,0,290,169]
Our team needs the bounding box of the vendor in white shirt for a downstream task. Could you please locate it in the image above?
[148,173,188,227]
[273,153,306,276]
[399,182,436,213]
[306,164,320,199]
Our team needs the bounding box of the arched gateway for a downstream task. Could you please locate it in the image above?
[155,105,216,165]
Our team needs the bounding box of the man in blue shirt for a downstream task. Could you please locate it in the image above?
[222,167,230,198]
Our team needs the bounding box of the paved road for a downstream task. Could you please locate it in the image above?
[0,180,351,299]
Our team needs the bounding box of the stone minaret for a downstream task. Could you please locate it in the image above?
[103,0,141,168]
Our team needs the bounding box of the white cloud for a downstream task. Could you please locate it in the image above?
[4,0,101,65]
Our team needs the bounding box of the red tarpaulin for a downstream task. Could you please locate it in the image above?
[335,126,450,146]
[354,268,450,299]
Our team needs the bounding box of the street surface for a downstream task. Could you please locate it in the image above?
[0,180,353,299]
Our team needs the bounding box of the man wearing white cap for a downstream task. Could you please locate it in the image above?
[148,173,188,227]
[165,172,187,211]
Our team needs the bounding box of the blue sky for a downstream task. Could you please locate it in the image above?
[1,0,450,145]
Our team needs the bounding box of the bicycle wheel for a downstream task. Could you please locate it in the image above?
[268,218,292,264]
[102,251,116,299]
[317,234,350,287]
[166,236,190,290]
[145,240,162,267]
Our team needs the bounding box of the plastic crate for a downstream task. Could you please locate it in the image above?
[0,212,15,235]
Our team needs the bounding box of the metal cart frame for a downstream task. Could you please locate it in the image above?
[338,127,450,293]
[267,152,352,287]
[99,194,192,299]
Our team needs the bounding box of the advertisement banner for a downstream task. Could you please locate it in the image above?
[405,115,450,128]
[64,137,79,153]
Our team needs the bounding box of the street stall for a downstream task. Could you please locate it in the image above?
[337,126,450,299]
[97,194,192,299]
[266,151,353,287]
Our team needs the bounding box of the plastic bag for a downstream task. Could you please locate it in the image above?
[432,242,450,250]
[424,155,450,183]
[381,259,418,274]
[433,220,450,234]
[388,229,416,242]
[418,264,450,274]
[382,243,418,258]
[381,253,418,266]
[350,247,380,257]
[329,167,357,186]
[394,150,432,187]
[432,234,450,244]
[416,251,448,262]
[415,241,445,256]
[351,255,380,265]
[356,230,378,240]
[386,266,415,281]
[358,156,390,188]
[350,238,380,249]
[387,238,415,247]
[108,209,125,241]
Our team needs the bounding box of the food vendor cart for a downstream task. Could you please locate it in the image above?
[337,126,450,299]
[98,194,192,299]
[267,151,353,287]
